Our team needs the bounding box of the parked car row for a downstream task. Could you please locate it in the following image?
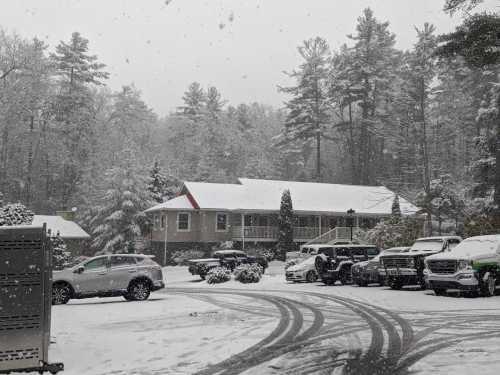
[286,235,500,297]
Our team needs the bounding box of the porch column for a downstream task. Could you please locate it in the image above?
[241,213,245,250]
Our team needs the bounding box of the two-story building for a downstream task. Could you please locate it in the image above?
[144,178,419,263]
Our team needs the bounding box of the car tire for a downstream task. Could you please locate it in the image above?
[200,274,206,280]
[339,269,351,285]
[389,279,403,290]
[127,279,151,301]
[306,271,318,283]
[433,288,446,296]
[480,272,497,297]
[52,283,71,305]
[357,280,368,287]
[323,278,334,286]
[315,255,326,274]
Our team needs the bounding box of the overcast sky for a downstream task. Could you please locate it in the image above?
[1,0,497,116]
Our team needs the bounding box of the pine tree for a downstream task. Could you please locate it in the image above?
[277,189,294,260]
[51,233,71,270]
[50,32,108,210]
[278,37,332,181]
[90,148,153,253]
[391,195,402,218]
[148,161,167,203]
[180,82,205,116]
[0,203,34,226]
[344,8,399,185]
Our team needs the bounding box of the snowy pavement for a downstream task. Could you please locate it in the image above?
[44,262,500,374]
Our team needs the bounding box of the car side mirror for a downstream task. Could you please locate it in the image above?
[74,266,84,274]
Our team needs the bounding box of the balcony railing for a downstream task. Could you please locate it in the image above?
[231,226,331,241]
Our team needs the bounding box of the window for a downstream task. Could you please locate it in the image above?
[367,247,379,256]
[258,216,268,227]
[160,215,166,229]
[154,215,160,230]
[297,216,308,227]
[110,256,137,268]
[177,212,190,231]
[84,257,108,271]
[216,213,228,231]
[244,215,253,226]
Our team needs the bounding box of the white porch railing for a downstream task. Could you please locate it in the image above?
[303,226,364,246]
[231,226,328,241]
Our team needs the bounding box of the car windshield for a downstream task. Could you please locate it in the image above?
[410,240,444,252]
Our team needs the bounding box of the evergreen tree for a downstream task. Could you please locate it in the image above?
[277,189,294,260]
[148,161,167,203]
[347,8,399,184]
[278,37,332,181]
[180,82,205,116]
[50,32,108,209]
[51,233,71,270]
[90,148,153,253]
[391,195,402,218]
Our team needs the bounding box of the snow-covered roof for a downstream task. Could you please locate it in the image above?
[146,178,419,216]
[145,195,195,213]
[31,215,91,240]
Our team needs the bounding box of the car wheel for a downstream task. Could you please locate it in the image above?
[306,271,318,283]
[433,288,446,296]
[480,272,497,297]
[389,279,403,290]
[323,278,334,286]
[127,280,151,301]
[339,270,351,285]
[52,283,71,305]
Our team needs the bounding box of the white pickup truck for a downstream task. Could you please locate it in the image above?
[425,235,500,296]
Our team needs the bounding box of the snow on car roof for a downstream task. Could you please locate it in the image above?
[159,178,419,215]
[31,215,90,239]
[145,195,195,212]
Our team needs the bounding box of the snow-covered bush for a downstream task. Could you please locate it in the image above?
[366,217,421,249]
[246,246,274,262]
[206,267,231,284]
[171,249,205,265]
[0,203,34,226]
[234,263,263,283]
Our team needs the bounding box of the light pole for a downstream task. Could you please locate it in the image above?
[347,208,355,241]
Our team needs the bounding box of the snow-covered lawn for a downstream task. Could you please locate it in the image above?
[44,261,500,375]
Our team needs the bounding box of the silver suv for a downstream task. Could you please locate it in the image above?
[52,254,165,304]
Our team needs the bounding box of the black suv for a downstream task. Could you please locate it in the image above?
[380,236,462,290]
[315,245,379,285]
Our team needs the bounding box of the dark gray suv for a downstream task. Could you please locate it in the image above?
[52,254,165,304]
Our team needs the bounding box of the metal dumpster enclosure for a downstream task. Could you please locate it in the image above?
[0,225,62,374]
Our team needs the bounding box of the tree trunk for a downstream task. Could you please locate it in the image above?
[494,93,500,217]
[316,124,321,182]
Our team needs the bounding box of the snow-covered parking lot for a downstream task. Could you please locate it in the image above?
[46,262,500,375]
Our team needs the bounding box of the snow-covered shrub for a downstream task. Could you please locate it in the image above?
[0,203,34,226]
[172,249,205,265]
[206,267,231,284]
[246,246,274,262]
[366,217,421,249]
[234,263,262,283]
